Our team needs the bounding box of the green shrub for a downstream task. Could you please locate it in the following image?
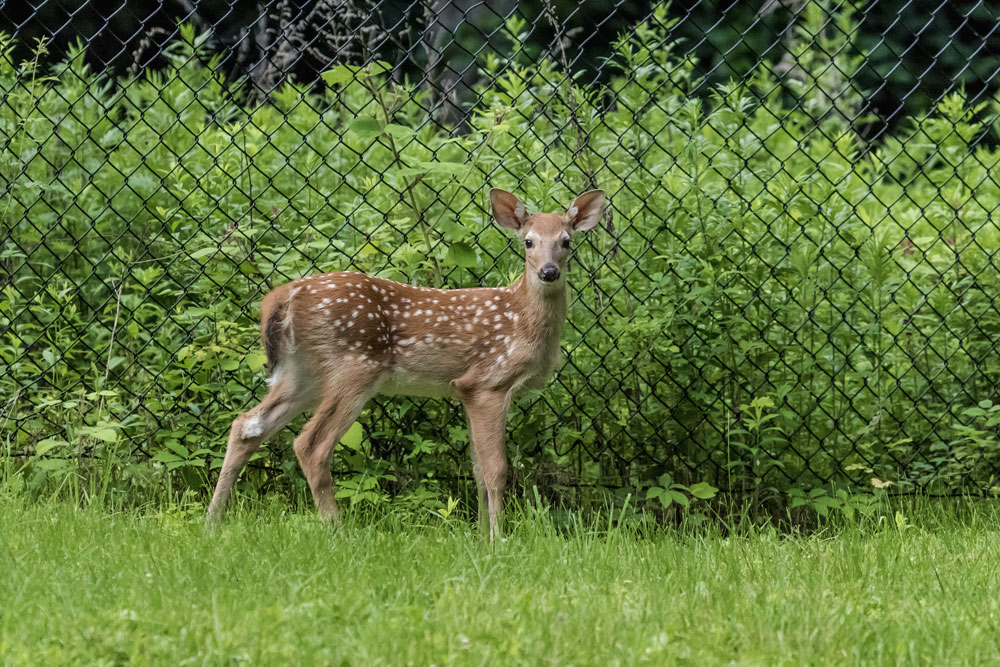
[3,5,1000,511]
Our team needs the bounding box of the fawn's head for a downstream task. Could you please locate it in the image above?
[489,188,605,289]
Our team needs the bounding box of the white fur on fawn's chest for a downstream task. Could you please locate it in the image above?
[477,326,562,391]
[515,334,562,389]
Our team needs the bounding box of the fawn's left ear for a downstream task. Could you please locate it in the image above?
[490,188,529,230]
[566,190,605,233]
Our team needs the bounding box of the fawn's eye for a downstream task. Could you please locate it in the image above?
[561,239,571,249]
[525,238,533,248]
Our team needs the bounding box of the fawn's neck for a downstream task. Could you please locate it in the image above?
[510,274,568,341]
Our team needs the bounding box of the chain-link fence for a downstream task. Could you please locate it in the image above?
[4,0,1000,503]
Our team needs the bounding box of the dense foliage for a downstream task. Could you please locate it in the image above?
[4,4,1000,515]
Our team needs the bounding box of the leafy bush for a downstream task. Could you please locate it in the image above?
[4,5,1000,512]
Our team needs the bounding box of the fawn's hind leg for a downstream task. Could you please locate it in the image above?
[206,376,310,523]
[293,370,374,522]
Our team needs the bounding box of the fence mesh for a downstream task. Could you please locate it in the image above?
[4,0,1000,503]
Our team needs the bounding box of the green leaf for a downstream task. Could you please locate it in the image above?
[321,64,358,87]
[689,482,719,499]
[384,124,415,140]
[445,242,478,268]
[247,352,267,372]
[152,450,183,463]
[340,422,364,450]
[426,161,468,176]
[349,116,382,139]
[89,429,118,443]
[667,490,690,507]
[79,424,119,443]
[190,247,217,260]
[34,459,72,472]
[35,439,69,456]
[396,161,468,178]
[239,260,263,278]
[163,440,187,458]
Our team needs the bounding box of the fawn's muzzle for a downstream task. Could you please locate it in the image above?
[538,264,560,282]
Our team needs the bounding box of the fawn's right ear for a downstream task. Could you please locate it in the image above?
[490,189,528,230]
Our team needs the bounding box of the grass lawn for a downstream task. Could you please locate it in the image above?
[2,497,1000,665]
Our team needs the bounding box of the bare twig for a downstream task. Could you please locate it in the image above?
[541,0,598,189]
[97,267,126,419]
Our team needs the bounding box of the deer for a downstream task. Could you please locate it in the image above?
[205,188,605,538]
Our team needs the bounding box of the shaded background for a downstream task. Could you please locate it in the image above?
[2,0,998,133]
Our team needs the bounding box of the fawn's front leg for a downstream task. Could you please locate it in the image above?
[462,388,511,540]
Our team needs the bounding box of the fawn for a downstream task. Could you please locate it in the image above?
[206,188,605,538]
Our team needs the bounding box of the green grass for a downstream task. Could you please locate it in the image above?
[3,497,1000,665]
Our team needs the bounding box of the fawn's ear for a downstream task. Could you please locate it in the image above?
[490,189,528,230]
[566,190,605,233]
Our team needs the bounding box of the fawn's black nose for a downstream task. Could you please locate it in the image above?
[538,264,561,282]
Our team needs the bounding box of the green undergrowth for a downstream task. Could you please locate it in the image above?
[4,1,1000,509]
